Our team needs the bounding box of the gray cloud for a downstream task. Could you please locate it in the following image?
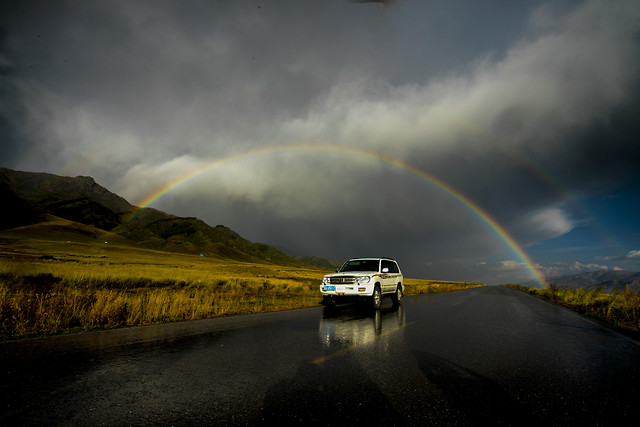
[1,0,639,284]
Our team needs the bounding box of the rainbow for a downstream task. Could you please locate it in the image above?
[128,143,547,288]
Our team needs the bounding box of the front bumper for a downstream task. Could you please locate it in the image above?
[320,283,374,297]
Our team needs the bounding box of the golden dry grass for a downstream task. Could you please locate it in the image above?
[404,278,485,295]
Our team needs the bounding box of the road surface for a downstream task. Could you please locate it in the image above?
[2,286,640,425]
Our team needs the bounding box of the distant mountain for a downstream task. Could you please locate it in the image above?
[1,167,133,230]
[535,270,640,291]
[114,207,296,264]
[0,167,307,266]
[1,167,133,212]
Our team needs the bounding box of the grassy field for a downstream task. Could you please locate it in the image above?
[0,232,483,340]
[504,284,640,335]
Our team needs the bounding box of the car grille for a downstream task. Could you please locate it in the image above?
[329,276,356,284]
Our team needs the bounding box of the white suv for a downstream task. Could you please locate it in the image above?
[320,258,404,309]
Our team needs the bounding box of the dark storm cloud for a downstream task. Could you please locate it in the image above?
[1,0,639,284]
[1,0,404,181]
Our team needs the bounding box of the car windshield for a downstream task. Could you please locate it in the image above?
[339,259,379,272]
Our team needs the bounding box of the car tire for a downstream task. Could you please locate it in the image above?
[391,285,403,306]
[371,285,382,310]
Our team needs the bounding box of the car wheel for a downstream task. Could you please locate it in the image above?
[392,285,403,306]
[371,285,382,310]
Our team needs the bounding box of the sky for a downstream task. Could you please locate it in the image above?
[1,0,639,285]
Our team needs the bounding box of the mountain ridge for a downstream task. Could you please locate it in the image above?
[0,167,334,267]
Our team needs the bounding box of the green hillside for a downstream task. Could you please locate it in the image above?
[0,167,302,266]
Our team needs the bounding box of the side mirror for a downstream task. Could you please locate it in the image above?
[382,267,389,273]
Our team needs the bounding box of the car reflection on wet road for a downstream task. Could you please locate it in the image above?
[316,304,407,364]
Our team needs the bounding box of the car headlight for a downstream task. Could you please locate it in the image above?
[322,277,330,285]
[356,276,371,284]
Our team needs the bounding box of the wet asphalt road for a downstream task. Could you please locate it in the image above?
[2,286,640,426]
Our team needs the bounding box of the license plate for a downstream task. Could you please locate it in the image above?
[324,286,335,291]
